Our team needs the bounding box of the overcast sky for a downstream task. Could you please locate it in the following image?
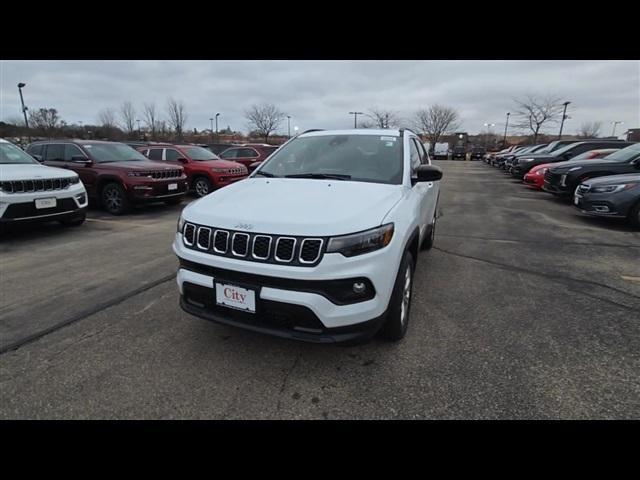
[1,60,638,137]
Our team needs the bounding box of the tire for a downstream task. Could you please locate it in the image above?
[193,176,213,198]
[164,196,183,206]
[421,210,438,251]
[628,200,640,229]
[101,182,131,215]
[378,250,415,342]
[59,212,86,227]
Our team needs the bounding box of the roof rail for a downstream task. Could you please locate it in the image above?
[301,129,324,135]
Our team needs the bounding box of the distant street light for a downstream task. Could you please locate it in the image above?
[209,117,214,141]
[349,111,364,129]
[294,126,299,136]
[17,83,30,142]
[287,115,292,138]
[558,101,571,139]
[611,121,624,137]
[503,112,510,146]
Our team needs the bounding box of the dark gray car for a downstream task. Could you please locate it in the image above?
[573,173,640,228]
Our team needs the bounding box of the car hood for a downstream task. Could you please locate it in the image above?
[550,159,620,173]
[0,163,78,181]
[583,173,640,187]
[95,160,182,171]
[183,178,405,236]
[191,159,245,169]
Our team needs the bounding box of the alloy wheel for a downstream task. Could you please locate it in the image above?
[104,187,122,212]
[195,179,209,197]
[400,265,412,326]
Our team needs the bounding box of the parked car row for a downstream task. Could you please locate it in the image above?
[483,140,640,228]
[1,137,280,229]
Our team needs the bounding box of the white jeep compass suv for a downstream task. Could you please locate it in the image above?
[173,129,442,343]
[1,138,88,228]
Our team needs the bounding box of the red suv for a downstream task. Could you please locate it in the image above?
[27,140,188,215]
[218,144,279,172]
[138,144,248,197]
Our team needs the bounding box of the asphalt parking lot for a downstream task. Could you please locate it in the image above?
[1,161,639,419]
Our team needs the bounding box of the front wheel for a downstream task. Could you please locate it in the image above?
[421,212,437,251]
[378,251,415,342]
[101,182,131,215]
[628,201,640,229]
[193,177,213,197]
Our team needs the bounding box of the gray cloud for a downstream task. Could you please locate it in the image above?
[1,60,638,136]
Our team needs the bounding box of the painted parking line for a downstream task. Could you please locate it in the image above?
[620,275,640,283]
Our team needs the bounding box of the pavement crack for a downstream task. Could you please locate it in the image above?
[433,246,640,311]
[275,350,303,416]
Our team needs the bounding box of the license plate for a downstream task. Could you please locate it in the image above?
[168,183,178,191]
[215,283,256,313]
[35,197,57,209]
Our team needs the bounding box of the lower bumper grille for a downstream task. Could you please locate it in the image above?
[2,198,79,219]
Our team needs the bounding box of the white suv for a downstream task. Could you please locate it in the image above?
[173,129,442,343]
[0,138,88,228]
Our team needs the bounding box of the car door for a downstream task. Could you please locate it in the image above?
[163,147,187,167]
[223,147,258,168]
[64,144,96,194]
[414,137,438,230]
[42,143,66,170]
[408,136,432,241]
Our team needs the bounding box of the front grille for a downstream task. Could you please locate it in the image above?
[1,177,76,194]
[135,170,182,179]
[544,170,562,185]
[228,168,246,175]
[181,222,326,267]
[577,184,590,194]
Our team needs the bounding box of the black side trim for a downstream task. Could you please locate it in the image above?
[178,257,375,305]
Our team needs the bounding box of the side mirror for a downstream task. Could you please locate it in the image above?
[633,158,640,168]
[31,154,43,162]
[177,157,188,163]
[71,155,92,165]
[414,165,443,182]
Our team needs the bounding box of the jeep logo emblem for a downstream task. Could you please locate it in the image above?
[235,223,253,230]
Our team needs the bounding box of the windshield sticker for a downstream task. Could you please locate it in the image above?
[380,136,396,142]
[385,142,394,147]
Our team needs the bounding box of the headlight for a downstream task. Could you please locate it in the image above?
[521,158,533,163]
[568,166,582,172]
[537,168,548,175]
[127,172,151,177]
[211,167,230,173]
[326,223,394,257]
[69,176,80,184]
[591,184,635,194]
[177,215,185,233]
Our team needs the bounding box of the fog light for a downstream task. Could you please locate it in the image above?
[353,282,366,294]
[594,206,610,212]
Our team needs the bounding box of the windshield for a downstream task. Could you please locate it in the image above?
[256,134,403,185]
[83,143,147,163]
[183,146,220,161]
[550,143,582,157]
[601,143,640,162]
[0,142,39,164]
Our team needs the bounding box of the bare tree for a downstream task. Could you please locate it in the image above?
[245,103,285,143]
[512,94,565,143]
[28,108,62,138]
[577,121,602,139]
[366,108,400,129]
[413,105,461,146]
[98,108,117,129]
[142,102,158,140]
[166,98,188,140]
[119,101,136,138]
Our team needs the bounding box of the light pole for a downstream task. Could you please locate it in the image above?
[17,83,30,142]
[611,121,624,137]
[484,123,496,148]
[215,113,220,142]
[287,115,291,138]
[349,111,363,129]
[503,112,510,147]
[558,101,571,139]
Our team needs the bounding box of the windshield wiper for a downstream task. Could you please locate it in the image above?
[285,173,351,180]
[254,171,276,177]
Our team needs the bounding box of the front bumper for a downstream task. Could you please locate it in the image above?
[523,173,544,189]
[0,184,88,224]
[573,193,630,218]
[212,174,247,188]
[126,177,189,202]
[173,230,402,336]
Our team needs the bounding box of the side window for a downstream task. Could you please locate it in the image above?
[409,139,421,174]
[44,144,65,161]
[165,149,182,161]
[413,138,428,165]
[27,144,43,156]
[64,144,86,161]
[148,148,163,161]
[240,148,259,158]
[221,149,237,159]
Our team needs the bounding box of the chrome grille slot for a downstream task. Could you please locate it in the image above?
[232,233,250,257]
[275,237,296,262]
[197,227,212,250]
[252,235,271,260]
[299,239,323,264]
[183,223,196,246]
[24,180,34,191]
[213,230,229,253]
